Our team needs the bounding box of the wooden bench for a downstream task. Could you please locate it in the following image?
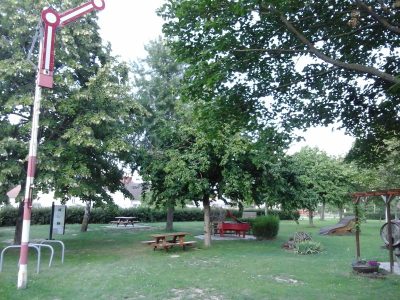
[152,242,175,251]
[142,232,196,251]
[141,240,156,245]
[177,241,196,250]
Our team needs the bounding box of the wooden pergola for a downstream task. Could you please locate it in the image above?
[352,189,400,273]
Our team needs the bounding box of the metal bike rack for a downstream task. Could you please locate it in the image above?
[40,240,65,264]
[32,243,54,268]
[0,243,54,274]
[1,245,39,273]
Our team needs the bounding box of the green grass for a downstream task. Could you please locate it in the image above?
[0,220,399,299]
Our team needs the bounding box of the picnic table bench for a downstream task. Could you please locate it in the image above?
[110,216,139,227]
[142,232,196,251]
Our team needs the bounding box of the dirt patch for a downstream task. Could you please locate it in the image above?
[169,288,225,300]
[271,275,303,285]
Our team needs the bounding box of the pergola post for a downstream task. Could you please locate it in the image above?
[384,195,394,273]
[354,196,361,261]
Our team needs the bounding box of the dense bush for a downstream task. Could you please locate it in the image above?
[31,207,52,225]
[0,205,298,226]
[252,215,280,240]
[270,210,300,221]
[0,206,207,226]
[0,206,20,226]
[241,209,300,221]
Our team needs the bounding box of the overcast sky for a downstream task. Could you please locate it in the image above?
[98,1,164,61]
[97,1,354,157]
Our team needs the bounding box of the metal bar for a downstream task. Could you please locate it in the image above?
[41,240,65,264]
[31,244,54,267]
[1,245,40,273]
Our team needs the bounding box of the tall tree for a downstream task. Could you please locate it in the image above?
[289,147,357,225]
[159,0,400,157]
[142,109,289,246]
[133,38,185,231]
[132,38,291,242]
[348,138,400,188]
[0,0,142,234]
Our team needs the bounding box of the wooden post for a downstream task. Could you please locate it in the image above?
[355,197,361,261]
[385,195,394,273]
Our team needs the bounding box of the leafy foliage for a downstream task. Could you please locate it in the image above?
[294,240,324,255]
[159,0,400,158]
[0,0,142,205]
[286,147,360,215]
[134,38,291,210]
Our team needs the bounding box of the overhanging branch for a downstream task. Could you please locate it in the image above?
[356,0,400,35]
[234,48,309,54]
[274,8,400,85]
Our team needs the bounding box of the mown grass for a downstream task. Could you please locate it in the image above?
[0,220,399,300]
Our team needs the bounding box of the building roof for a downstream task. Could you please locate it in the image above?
[6,185,21,199]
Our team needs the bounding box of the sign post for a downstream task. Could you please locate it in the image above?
[49,203,67,240]
[17,0,105,289]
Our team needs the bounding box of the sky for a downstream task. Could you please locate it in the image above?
[97,1,164,61]
[97,1,354,157]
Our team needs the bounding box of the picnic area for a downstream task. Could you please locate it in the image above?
[1,219,399,300]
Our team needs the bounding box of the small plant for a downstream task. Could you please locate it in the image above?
[252,215,280,240]
[294,240,323,255]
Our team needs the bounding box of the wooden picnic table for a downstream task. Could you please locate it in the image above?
[142,232,196,251]
[110,216,139,227]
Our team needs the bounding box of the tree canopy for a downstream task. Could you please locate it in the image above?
[159,0,400,155]
[0,0,142,205]
[288,147,360,223]
[133,38,292,245]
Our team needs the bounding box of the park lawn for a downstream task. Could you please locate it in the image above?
[0,220,399,300]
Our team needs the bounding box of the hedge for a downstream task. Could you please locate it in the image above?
[240,209,300,221]
[0,206,207,226]
[0,206,300,227]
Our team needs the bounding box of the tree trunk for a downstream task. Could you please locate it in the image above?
[338,206,344,220]
[166,205,174,231]
[13,201,24,245]
[308,209,314,226]
[320,202,325,221]
[81,200,91,232]
[264,201,268,216]
[203,196,211,247]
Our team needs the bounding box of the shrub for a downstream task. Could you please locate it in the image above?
[269,210,300,221]
[294,240,323,255]
[252,215,280,240]
[65,206,85,224]
[240,209,300,221]
[31,207,52,225]
[0,206,19,226]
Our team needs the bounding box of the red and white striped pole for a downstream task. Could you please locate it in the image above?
[17,30,43,289]
[17,0,105,289]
